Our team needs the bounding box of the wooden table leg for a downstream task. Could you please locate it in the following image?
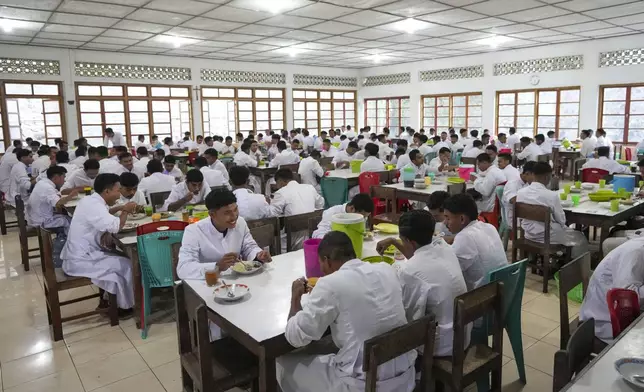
[259,352,278,392]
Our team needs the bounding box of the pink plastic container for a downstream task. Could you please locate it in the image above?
[458,165,475,181]
[303,238,323,278]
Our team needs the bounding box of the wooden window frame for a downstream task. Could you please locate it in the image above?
[75,82,192,146]
[495,86,580,138]
[421,92,482,131]
[0,80,66,152]
[292,89,357,136]
[201,86,286,137]
[364,96,410,130]
[598,83,644,144]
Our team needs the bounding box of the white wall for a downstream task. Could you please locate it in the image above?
[0,44,359,141]
[356,33,644,140]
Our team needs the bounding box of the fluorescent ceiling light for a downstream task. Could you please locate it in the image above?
[1,19,27,33]
[476,35,513,48]
[249,0,302,14]
[369,54,385,64]
[158,35,195,48]
[278,47,307,57]
[388,18,432,34]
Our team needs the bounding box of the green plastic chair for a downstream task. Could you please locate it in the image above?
[496,185,510,251]
[450,150,462,166]
[424,152,437,165]
[137,220,188,339]
[320,177,348,208]
[473,259,528,390]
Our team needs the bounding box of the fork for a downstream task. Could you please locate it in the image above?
[220,280,235,298]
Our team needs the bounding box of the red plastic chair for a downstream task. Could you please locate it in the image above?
[606,288,641,338]
[187,151,198,166]
[625,148,633,161]
[478,196,500,229]
[136,220,189,235]
[581,168,609,184]
[359,172,386,215]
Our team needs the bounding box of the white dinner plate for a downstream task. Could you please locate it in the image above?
[561,201,573,208]
[231,261,263,275]
[581,182,596,190]
[128,213,146,221]
[615,358,644,388]
[214,284,249,302]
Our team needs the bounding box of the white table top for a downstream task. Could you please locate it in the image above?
[558,183,644,217]
[383,180,474,195]
[184,232,398,343]
[325,168,360,179]
[565,315,644,391]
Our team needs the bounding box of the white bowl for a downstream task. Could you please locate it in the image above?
[615,358,644,388]
[414,184,428,189]
[561,201,573,208]
[214,283,249,302]
[581,183,596,190]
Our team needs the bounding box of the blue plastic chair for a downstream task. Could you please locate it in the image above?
[320,177,348,208]
[473,259,528,390]
[496,185,510,251]
[424,152,437,165]
[137,221,188,339]
[450,150,463,166]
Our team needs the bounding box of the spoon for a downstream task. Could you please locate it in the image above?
[220,280,235,298]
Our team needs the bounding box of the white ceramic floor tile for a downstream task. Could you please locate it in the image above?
[3,368,85,392]
[66,329,133,365]
[1,346,75,389]
[152,359,181,392]
[502,360,553,391]
[0,325,65,362]
[136,334,179,368]
[92,370,165,392]
[76,347,149,391]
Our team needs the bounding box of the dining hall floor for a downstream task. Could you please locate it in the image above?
[0,221,575,392]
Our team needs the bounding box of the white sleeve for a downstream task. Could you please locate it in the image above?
[160,186,181,212]
[614,255,644,298]
[452,233,477,272]
[314,190,325,209]
[428,159,440,174]
[176,228,217,280]
[284,281,339,348]
[313,161,324,177]
[551,192,567,226]
[517,149,529,160]
[269,190,287,216]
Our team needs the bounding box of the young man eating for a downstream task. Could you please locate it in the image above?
[312,193,374,238]
[161,169,210,212]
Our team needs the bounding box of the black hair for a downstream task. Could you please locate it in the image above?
[16,149,32,160]
[439,147,451,155]
[229,165,250,186]
[419,134,428,143]
[408,148,421,161]
[274,168,294,182]
[581,129,591,137]
[498,133,506,138]
[450,134,458,140]
[185,169,204,183]
[136,146,148,156]
[397,139,408,147]
[164,155,176,164]
[522,161,537,173]
[638,159,644,168]
[348,193,374,213]
[163,137,172,145]
[340,135,347,140]
[427,190,450,211]
[597,146,610,157]
[472,140,483,148]
[317,231,356,261]
[225,136,233,141]
[138,135,145,141]
[481,134,490,140]
[509,127,516,134]
[83,158,100,171]
[533,161,552,176]
[470,130,479,138]
[272,134,280,140]
[310,150,321,159]
[535,134,545,142]
[154,149,166,159]
[114,146,128,154]
[87,146,97,156]
[12,139,21,148]
[37,145,50,156]
[358,135,364,140]
[119,172,139,188]
[399,210,436,247]
[347,141,359,150]
[94,173,120,194]
[547,131,555,137]
[96,146,109,158]
[486,145,497,153]
[364,142,379,157]
[277,140,287,150]
[444,193,478,222]
[205,188,237,210]
[46,165,67,179]
[193,156,208,168]
[395,147,406,156]
[476,153,492,163]
[498,153,512,162]
[204,136,213,143]
[118,152,132,161]
[240,141,250,153]
[147,159,163,174]
[204,148,218,158]
[56,150,69,163]
[520,137,531,144]
[104,127,114,134]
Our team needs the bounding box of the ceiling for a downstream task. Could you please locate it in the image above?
[1,0,644,69]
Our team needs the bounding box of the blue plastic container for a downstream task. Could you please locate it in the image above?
[612,174,636,192]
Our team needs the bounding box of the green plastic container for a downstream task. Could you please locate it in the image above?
[350,159,364,173]
[331,213,365,258]
[362,256,394,265]
[554,271,584,303]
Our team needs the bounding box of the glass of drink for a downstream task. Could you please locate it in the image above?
[83,187,92,196]
[205,269,218,287]
[560,192,568,201]
[564,184,571,193]
[151,213,161,222]
[610,199,620,212]
[599,179,606,188]
[182,210,190,222]
[574,181,581,189]
[144,206,153,217]
[571,194,580,206]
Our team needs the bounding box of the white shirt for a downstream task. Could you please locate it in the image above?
[321,146,338,158]
[26,178,61,227]
[199,167,228,188]
[98,158,122,174]
[164,167,183,181]
[114,164,146,180]
[516,182,567,244]
[400,239,468,356]
[581,137,597,158]
[0,152,18,194]
[133,157,150,174]
[212,141,226,153]
[303,136,314,149]
[428,157,448,175]
[116,190,147,207]
[233,188,271,221]
[506,134,520,149]
[463,147,484,159]
[134,141,150,150]
[502,178,526,229]
[297,156,324,190]
[176,217,262,280]
[220,144,236,155]
[396,154,411,170]
[314,137,324,151]
[403,162,429,177]
[267,145,279,160]
[517,143,542,162]
[582,156,628,174]
[233,151,258,167]
[138,172,176,198]
[31,155,51,178]
[312,203,346,239]
[70,155,87,168]
[285,259,416,390]
[209,160,229,182]
[357,138,368,149]
[162,145,171,155]
[580,237,644,342]
[540,139,553,154]
[104,131,126,147]
[377,142,394,160]
[452,220,508,291]
[332,150,355,168]
[418,144,432,157]
[332,135,341,143]
[160,181,211,212]
[502,164,521,183]
[360,156,385,173]
[269,150,299,168]
[473,165,506,213]
[432,141,451,153]
[339,139,350,151]
[8,162,31,207]
[61,170,95,191]
[270,181,324,217]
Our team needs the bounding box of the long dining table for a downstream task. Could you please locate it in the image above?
[383,180,475,202]
[183,231,398,392]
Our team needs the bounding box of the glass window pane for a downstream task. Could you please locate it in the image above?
[305,91,316,99]
[453,107,466,117]
[153,112,170,123]
[468,95,482,105]
[128,86,147,96]
[153,123,169,134]
[239,112,253,121]
[629,129,644,142]
[253,89,267,98]
[202,88,218,98]
[294,101,305,111]
[538,103,556,116]
[603,101,626,115]
[538,91,557,104]
[560,103,579,116]
[238,89,252,98]
[256,101,269,111]
[307,102,318,110]
[101,85,123,96]
[152,101,169,111]
[423,97,435,106]
[538,116,556,128]
[605,128,624,141]
[47,126,62,137]
[517,116,534,128]
[345,92,355,100]
[132,123,150,133]
[78,85,101,96]
[293,90,305,99]
[105,112,125,123]
[171,87,189,97]
[498,117,515,127]
[518,92,535,104]
[80,100,101,112]
[271,111,283,120]
[151,87,170,97]
[256,112,269,121]
[604,87,626,101]
[469,106,482,117]
[499,93,515,105]
[629,115,644,129]
[499,105,514,116]
[130,112,148,123]
[5,83,32,95]
[453,96,466,106]
[44,100,59,113]
[333,92,343,99]
[270,89,282,99]
[81,113,102,124]
[517,104,534,116]
[366,100,376,109]
[308,110,318,119]
[468,117,482,128]
[239,121,253,131]
[270,101,283,110]
[104,100,124,112]
[239,101,252,111]
[560,89,580,102]
[559,116,579,129]
[602,115,625,128]
[630,101,644,114]
[346,111,354,119]
[45,113,61,125]
[82,125,103,137]
[129,101,148,111]
[631,87,644,100]
[320,91,331,99]
[219,89,234,98]
[33,84,58,95]
[293,111,305,120]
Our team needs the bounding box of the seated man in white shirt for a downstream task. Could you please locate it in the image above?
[302,129,314,150]
[392,147,406,166]
[133,147,151,174]
[596,128,614,158]
[463,140,485,158]
[115,172,147,209]
[314,131,327,151]
[448,134,460,151]
[70,145,88,168]
[61,158,100,194]
[467,153,507,214]
[443,193,508,290]
[417,134,432,157]
[320,139,338,158]
[198,136,214,156]
[298,150,324,193]
[579,129,597,158]
[428,147,457,176]
[579,237,644,343]
[506,127,521,150]
[163,155,183,181]
[277,231,417,392]
[403,149,430,177]
[497,153,521,183]
[221,136,236,155]
[31,145,52,179]
[582,146,629,174]
[233,141,259,168]
[270,141,300,168]
[431,136,450,154]
[517,137,543,163]
[356,134,368,149]
[176,188,271,280]
[249,139,263,162]
[486,145,499,166]
[203,148,229,182]
[502,161,536,230]
[377,134,394,160]
[161,137,173,155]
[8,149,35,207]
[376,210,467,356]
[161,169,210,212]
[338,135,350,151]
[115,152,145,180]
[360,143,385,173]
[494,133,511,152]
[481,133,491,147]
[267,134,281,160]
[134,135,150,150]
[137,159,177,198]
[229,165,271,221]
[535,134,552,154]
[193,156,228,189]
[395,140,411,169]
[424,190,453,236]
[332,141,359,169]
[516,162,589,258]
[27,165,77,232]
[95,146,121,174]
[312,193,373,239]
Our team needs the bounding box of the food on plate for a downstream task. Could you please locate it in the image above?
[232,261,261,273]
